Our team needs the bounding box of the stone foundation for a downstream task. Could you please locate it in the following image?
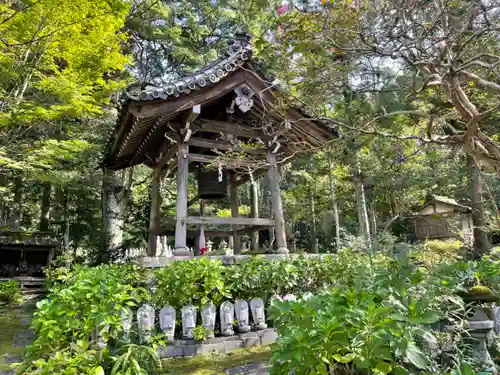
[159,329,277,358]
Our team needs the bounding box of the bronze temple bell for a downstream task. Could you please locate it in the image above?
[197,169,228,200]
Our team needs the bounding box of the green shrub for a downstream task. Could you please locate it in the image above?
[267,256,472,375]
[0,280,21,305]
[20,264,157,375]
[25,265,146,361]
[111,344,162,375]
[153,257,229,310]
[268,288,441,375]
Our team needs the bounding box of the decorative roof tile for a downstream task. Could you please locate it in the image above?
[126,32,253,102]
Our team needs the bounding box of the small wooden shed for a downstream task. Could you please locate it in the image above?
[413,194,472,242]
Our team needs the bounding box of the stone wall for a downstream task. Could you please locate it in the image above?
[160,329,277,358]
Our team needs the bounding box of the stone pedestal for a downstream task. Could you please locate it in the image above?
[468,307,497,374]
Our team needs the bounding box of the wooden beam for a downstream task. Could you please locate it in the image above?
[187,137,266,155]
[237,225,273,235]
[230,173,241,254]
[198,119,262,138]
[129,71,246,119]
[182,105,201,126]
[181,105,201,142]
[156,143,177,171]
[110,110,134,156]
[183,216,275,226]
[188,153,260,167]
[158,229,232,237]
[174,143,189,255]
[236,169,268,186]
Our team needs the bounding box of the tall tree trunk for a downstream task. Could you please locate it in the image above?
[308,185,318,253]
[0,173,7,227]
[468,156,490,256]
[368,200,377,244]
[327,157,341,252]
[100,168,133,263]
[61,187,70,253]
[352,160,371,247]
[11,176,23,230]
[40,182,52,231]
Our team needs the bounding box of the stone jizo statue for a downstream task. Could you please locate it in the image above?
[235,299,251,333]
[181,305,197,339]
[220,301,235,336]
[121,307,133,342]
[160,305,176,341]
[250,297,267,330]
[137,304,155,343]
[91,325,108,350]
[201,303,216,338]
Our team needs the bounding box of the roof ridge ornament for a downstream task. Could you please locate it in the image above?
[228,28,252,54]
[234,84,255,113]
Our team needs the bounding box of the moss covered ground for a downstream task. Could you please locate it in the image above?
[162,346,271,375]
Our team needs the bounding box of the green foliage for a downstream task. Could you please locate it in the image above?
[21,344,103,375]
[226,253,362,301]
[25,265,145,361]
[0,0,131,127]
[266,254,475,375]
[0,280,21,306]
[192,325,210,341]
[111,344,162,375]
[20,264,157,375]
[44,254,75,290]
[412,240,464,267]
[153,257,229,310]
[269,288,438,375]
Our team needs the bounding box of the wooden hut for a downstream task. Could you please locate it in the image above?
[0,231,58,289]
[413,194,472,243]
[104,31,338,256]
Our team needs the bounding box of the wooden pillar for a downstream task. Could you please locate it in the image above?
[267,150,288,253]
[174,143,190,256]
[250,180,259,251]
[230,173,241,254]
[194,200,205,256]
[148,171,161,256]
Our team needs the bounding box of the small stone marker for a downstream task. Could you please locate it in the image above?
[493,306,500,334]
[91,324,108,349]
[201,303,216,338]
[250,297,267,330]
[220,301,235,336]
[469,307,496,373]
[121,307,133,342]
[235,299,251,333]
[137,304,155,343]
[181,305,197,339]
[160,305,176,341]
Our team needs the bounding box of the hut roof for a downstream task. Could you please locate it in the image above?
[417,194,471,214]
[103,32,338,178]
